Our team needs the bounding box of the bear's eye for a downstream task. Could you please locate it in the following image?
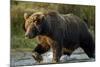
[33,20,41,25]
[36,20,41,24]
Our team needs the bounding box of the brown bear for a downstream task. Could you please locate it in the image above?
[23,11,95,63]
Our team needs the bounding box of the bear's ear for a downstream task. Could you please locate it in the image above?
[39,14,45,22]
[24,13,29,20]
[39,14,44,20]
[35,14,45,24]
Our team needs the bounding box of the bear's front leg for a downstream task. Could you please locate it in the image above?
[52,42,62,63]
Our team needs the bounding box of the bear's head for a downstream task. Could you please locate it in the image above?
[23,12,45,39]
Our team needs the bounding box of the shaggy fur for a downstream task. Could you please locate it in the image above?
[31,35,52,62]
[24,11,95,63]
[32,35,74,62]
[33,35,52,55]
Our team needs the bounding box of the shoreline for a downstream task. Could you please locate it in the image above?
[11,48,33,52]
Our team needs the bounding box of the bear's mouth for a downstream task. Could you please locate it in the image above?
[25,32,37,39]
[27,35,35,39]
[25,35,34,39]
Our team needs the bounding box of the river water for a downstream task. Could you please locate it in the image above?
[10,47,95,67]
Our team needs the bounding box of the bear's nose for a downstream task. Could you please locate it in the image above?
[25,33,28,37]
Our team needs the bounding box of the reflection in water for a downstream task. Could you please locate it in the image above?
[10,48,95,67]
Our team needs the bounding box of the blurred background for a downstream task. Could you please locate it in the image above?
[11,1,95,50]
